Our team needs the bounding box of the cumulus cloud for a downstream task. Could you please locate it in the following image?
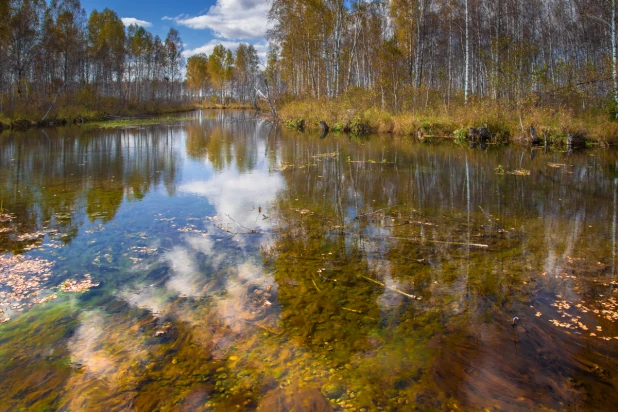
[175,0,273,40]
[121,17,152,27]
[183,39,268,62]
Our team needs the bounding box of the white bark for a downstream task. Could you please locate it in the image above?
[415,0,425,88]
[333,2,343,96]
[611,0,618,108]
[464,0,470,104]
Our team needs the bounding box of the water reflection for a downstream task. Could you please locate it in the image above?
[0,127,181,253]
[1,111,618,410]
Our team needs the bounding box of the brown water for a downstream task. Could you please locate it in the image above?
[0,110,618,411]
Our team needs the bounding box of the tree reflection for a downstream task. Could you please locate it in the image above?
[0,126,182,253]
[263,132,618,408]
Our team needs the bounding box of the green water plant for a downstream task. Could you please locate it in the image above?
[453,129,467,145]
[92,116,195,129]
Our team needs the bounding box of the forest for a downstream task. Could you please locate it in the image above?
[263,0,618,142]
[268,0,616,108]
[3,0,618,142]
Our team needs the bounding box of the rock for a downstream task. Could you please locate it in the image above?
[319,121,330,139]
[478,127,491,141]
[467,126,491,141]
[321,381,344,399]
[468,127,479,140]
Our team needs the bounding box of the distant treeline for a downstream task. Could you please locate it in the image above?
[0,0,184,120]
[186,43,261,106]
[3,0,618,123]
[267,0,618,112]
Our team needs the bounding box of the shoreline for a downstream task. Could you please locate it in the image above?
[0,105,260,133]
[3,101,617,150]
[276,98,618,148]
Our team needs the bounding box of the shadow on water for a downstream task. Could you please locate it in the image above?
[0,110,618,410]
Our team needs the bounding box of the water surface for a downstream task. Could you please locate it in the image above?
[1,111,618,411]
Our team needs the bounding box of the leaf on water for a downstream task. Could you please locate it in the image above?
[507,169,531,176]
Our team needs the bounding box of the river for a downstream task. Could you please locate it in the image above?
[0,110,617,410]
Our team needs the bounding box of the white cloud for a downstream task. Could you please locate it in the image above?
[183,39,268,62]
[121,17,152,28]
[161,16,174,21]
[175,0,273,40]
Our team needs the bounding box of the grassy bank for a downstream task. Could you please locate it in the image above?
[278,96,618,146]
[0,98,198,131]
[0,99,263,132]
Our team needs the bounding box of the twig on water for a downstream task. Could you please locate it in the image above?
[479,206,491,220]
[355,205,402,219]
[374,236,489,248]
[359,275,420,300]
[225,213,261,234]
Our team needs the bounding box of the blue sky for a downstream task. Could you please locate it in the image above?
[81,0,272,60]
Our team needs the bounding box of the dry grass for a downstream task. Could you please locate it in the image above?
[278,92,618,145]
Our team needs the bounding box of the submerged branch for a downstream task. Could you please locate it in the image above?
[359,275,420,300]
[355,205,402,219]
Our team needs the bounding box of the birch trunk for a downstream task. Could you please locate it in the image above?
[464,0,470,104]
[414,0,425,89]
[611,0,618,110]
[332,2,343,97]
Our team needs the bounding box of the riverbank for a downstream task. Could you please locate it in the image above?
[0,102,264,132]
[278,97,618,147]
[0,102,198,132]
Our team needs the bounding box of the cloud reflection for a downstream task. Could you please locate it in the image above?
[179,169,284,232]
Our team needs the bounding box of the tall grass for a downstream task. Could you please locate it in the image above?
[278,91,618,145]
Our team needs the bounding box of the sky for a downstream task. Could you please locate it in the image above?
[81,0,273,61]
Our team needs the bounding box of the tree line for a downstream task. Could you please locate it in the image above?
[186,43,261,106]
[267,0,618,113]
[0,0,184,120]
[3,0,617,122]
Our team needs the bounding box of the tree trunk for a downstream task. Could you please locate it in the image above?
[464,0,470,104]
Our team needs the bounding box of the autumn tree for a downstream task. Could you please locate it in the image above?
[164,28,183,102]
[8,0,45,99]
[234,43,259,103]
[87,8,125,98]
[186,53,209,101]
[208,44,228,104]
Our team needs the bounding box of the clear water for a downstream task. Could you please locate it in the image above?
[1,110,618,411]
